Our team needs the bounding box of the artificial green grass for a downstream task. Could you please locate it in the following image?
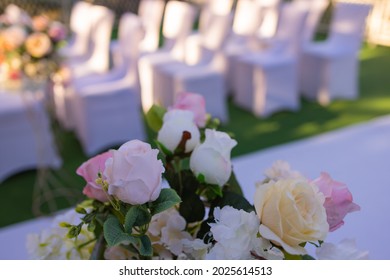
[0,44,389,228]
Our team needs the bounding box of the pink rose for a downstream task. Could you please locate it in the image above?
[76,151,112,202]
[171,92,207,127]
[312,172,360,232]
[104,140,164,205]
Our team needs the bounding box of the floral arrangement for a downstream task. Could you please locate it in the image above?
[27,92,367,260]
[0,4,66,87]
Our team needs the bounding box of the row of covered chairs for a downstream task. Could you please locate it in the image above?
[55,0,372,156]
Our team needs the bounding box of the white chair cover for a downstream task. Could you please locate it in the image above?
[138,0,165,53]
[233,2,309,117]
[138,1,197,112]
[71,14,146,156]
[55,5,115,130]
[299,2,372,105]
[59,1,93,59]
[224,0,280,93]
[153,12,233,123]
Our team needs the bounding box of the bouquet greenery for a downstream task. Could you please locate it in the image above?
[27,92,364,260]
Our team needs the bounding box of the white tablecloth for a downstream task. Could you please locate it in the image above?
[0,115,389,259]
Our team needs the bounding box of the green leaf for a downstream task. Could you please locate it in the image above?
[154,140,173,157]
[150,188,181,215]
[302,254,316,260]
[87,220,96,232]
[139,235,153,257]
[67,224,82,238]
[75,206,87,214]
[124,206,151,233]
[103,215,137,247]
[204,184,223,199]
[145,104,166,132]
[224,170,243,196]
[212,191,255,213]
[179,193,205,223]
[197,173,206,183]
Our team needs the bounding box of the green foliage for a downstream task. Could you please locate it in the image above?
[103,215,135,247]
[213,190,255,213]
[145,104,166,132]
[150,188,181,216]
[124,206,151,233]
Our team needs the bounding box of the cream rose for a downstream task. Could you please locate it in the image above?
[104,140,164,205]
[25,32,52,58]
[190,129,237,186]
[254,178,328,255]
[157,109,200,153]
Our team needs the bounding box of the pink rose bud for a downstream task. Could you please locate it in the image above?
[76,151,112,202]
[312,172,360,232]
[171,92,207,127]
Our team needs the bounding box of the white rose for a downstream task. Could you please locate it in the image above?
[190,129,237,186]
[316,239,369,260]
[105,140,164,205]
[254,178,328,255]
[206,206,259,260]
[157,109,200,153]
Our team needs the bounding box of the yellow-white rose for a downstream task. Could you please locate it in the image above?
[254,178,328,255]
[25,32,52,58]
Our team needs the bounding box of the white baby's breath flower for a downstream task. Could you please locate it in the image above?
[26,209,95,260]
[206,206,259,260]
[316,239,369,260]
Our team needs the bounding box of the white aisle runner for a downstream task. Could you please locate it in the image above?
[0,115,389,259]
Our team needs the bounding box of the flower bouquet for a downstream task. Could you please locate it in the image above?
[27,92,366,260]
[0,5,66,89]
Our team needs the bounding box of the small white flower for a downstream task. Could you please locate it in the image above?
[206,206,259,259]
[148,208,192,256]
[26,209,95,260]
[316,239,369,260]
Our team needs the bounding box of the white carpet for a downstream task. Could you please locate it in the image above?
[1,115,389,259]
